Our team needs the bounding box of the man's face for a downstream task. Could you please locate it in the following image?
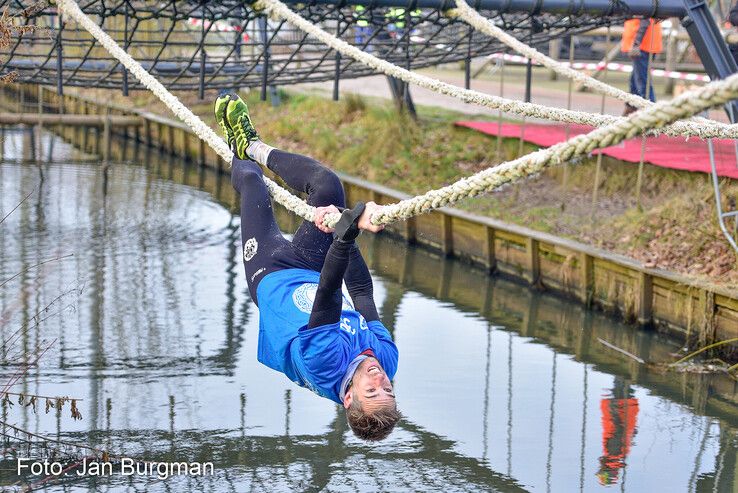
[342,357,395,410]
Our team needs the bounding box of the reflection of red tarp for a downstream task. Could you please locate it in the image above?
[597,397,639,485]
[456,121,738,179]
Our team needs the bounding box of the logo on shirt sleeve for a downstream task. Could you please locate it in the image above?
[243,237,258,262]
[293,283,316,314]
[292,283,356,314]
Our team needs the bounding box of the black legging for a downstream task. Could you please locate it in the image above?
[231,150,379,326]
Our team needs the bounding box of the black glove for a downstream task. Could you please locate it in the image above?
[333,202,366,243]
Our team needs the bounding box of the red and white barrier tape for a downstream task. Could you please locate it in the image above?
[487,53,711,82]
[188,18,251,42]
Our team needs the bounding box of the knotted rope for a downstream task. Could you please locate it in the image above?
[57,0,738,229]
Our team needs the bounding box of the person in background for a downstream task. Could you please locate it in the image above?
[354,6,374,51]
[354,6,394,55]
[385,8,421,39]
[621,18,663,115]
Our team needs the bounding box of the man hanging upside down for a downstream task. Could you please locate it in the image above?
[214,92,400,441]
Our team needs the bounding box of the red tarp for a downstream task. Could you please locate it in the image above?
[456,121,738,179]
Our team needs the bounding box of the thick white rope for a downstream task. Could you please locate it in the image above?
[55,0,319,224]
[257,0,738,140]
[57,0,738,229]
[450,0,731,136]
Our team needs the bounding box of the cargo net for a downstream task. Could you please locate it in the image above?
[0,0,626,91]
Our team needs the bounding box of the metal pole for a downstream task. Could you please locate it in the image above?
[523,18,536,103]
[524,57,532,103]
[636,31,657,210]
[636,61,651,211]
[402,10,416,119]
[465,25,472,90]
[199,5,206,101]
[260,16,269,102]
[333,16,341,101]
[519,25,535,158]
[464,57,471,90]
[548,38,561,80]
[561,36,576,196]
[403,9,410,104]
[56,12,63,96]
[36,85,42,164]
[496,59,505,161]
[122,2,129,96]
[708,138,738,252]
[590,27,611,222]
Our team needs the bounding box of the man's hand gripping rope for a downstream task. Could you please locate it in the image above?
[313,202,386,235]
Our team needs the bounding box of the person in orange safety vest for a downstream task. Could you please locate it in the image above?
[621,18,663,115]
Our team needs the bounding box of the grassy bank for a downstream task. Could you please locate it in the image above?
[92,86,738,288]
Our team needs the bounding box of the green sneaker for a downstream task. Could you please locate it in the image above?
[225,94,260,160]
[214,91,235,149]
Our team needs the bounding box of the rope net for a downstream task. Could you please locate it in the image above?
[1,0,626,91]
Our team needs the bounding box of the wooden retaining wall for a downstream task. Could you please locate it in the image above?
[7,83,738,348]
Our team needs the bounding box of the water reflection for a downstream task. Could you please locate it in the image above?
[0,127,737,491]
[596,378,638,486]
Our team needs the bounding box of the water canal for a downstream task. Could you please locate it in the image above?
[1,128,737,492]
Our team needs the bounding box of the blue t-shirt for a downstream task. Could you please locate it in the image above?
[255,268,399,404]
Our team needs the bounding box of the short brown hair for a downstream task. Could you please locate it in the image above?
[346,398,401,441]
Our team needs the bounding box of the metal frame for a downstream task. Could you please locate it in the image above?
[680,0,738,254]
[707,138,738,253]
[276,0,687,17]
[681,0,738,120]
